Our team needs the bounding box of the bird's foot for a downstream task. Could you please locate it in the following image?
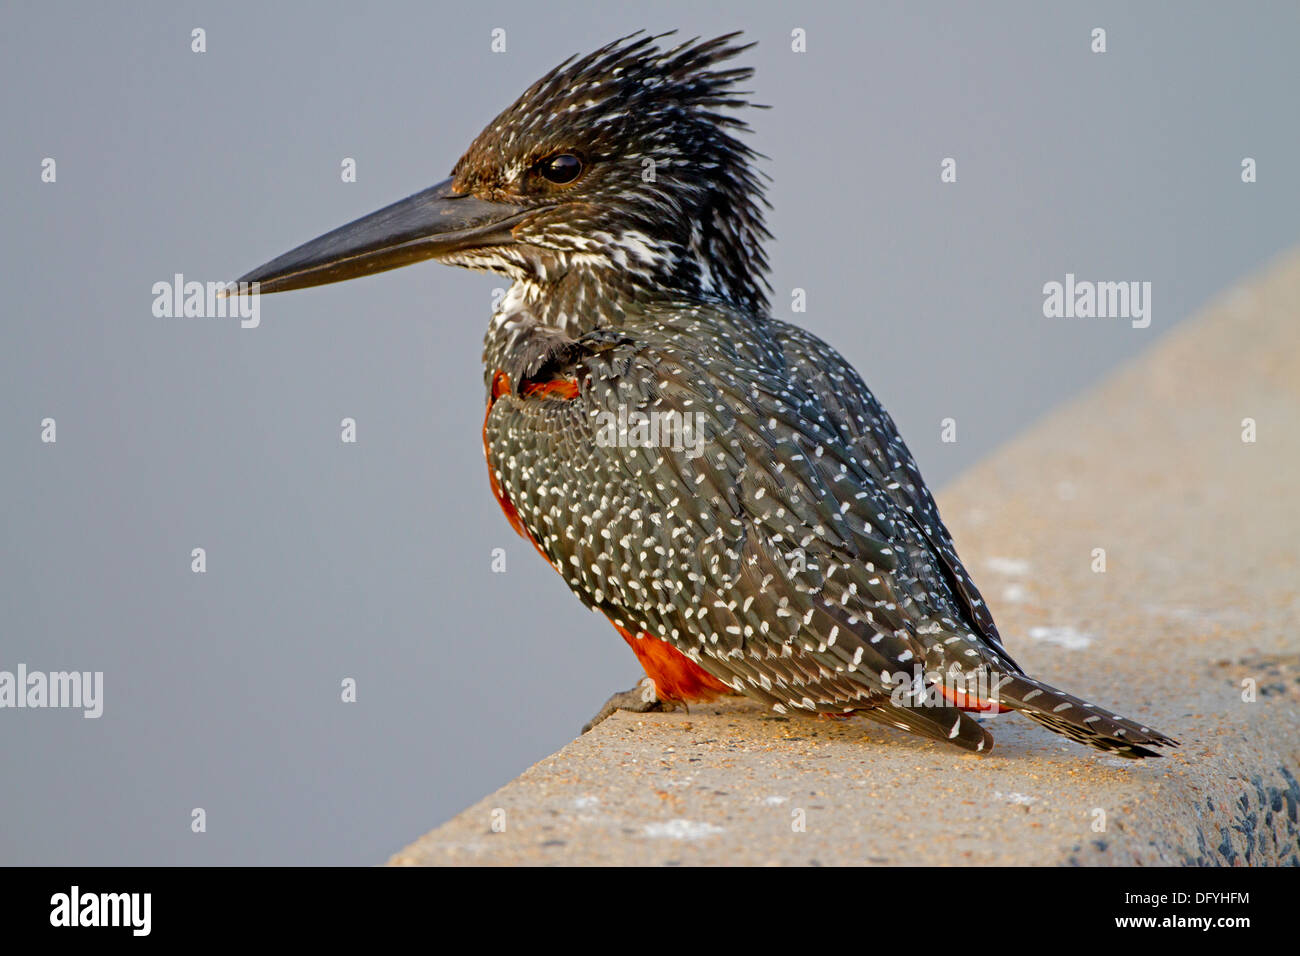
[581,678,677,733]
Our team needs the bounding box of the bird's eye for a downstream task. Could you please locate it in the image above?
[537,153,583,185]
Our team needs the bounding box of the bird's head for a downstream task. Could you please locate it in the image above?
[237,32,771,318]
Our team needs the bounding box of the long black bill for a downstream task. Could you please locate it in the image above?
[233,178,529,295]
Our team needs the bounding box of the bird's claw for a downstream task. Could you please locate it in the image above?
[581,678,676,733]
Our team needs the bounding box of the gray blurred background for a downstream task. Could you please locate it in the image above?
[1,1,1296,864]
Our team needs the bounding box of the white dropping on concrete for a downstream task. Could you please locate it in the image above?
[642,819,725,840]
[1026,626,1094,650]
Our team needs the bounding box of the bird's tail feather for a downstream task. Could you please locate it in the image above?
[858,702,995,754]
[996,673,1179,759]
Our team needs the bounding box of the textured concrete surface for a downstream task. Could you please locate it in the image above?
[390,250,1300,866]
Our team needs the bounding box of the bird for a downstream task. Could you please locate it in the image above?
[233,32,1178,758]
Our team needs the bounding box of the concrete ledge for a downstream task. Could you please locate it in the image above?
[390,251,1300,866]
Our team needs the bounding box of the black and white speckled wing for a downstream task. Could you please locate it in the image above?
[483,300,999,751]
[771,319,1018,672]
